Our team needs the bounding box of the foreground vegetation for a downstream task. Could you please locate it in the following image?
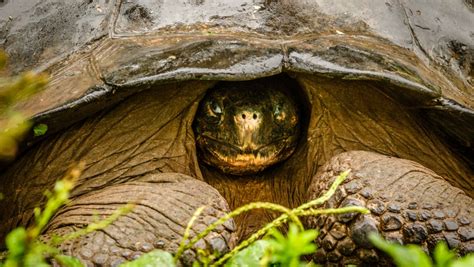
[0,52,48,161]
[1,169,473,267]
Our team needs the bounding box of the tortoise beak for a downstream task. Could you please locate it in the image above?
[233,110,263,151]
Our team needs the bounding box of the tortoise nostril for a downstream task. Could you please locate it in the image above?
[242,114,246,119]
[253,114,257,119]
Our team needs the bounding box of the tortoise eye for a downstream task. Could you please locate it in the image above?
[208,101,222,116]
[274,105,281,116]
[274,105,286,121]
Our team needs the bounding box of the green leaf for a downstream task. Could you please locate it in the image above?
[118,250,175,267]
[55,255,85,267]
[433,242,455,267]
[369,233,432,267]
[450,254,474,267]
[4,227,29,267]
[266,224,318,267]
[23,248,50,267]
[33,124,48,137]
[225,240,271,267]
[5,227,27,257]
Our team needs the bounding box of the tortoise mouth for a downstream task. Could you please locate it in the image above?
[193,75,307,176]
[197,135,297,175]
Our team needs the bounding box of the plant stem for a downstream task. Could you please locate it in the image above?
[180,202,303,254]
[53,203,134,246]
[296,169,350,211]
[175,206,206,262]
[28,163,84,240]
[214,170,357,265]
[212,214,288,266]
[297,206,370,216]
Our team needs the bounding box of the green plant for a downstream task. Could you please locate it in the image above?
[1,164,84,267]
[0,163,133,267]
[226,223,318,267]
[124,170,367,267]
[113,171,360,266]
[264,223,317,267]
[223,240,270,267]
[3,161,472,267]
[122,224,319,267]
[173,170,368,266]
[0,51,48,160]
[370,234,474,267]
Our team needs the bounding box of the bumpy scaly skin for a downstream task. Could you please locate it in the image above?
[40,173,236,266]
[306,151,473,266]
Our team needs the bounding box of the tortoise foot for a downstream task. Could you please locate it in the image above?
[41,173,236,266]
[306,151,473,266]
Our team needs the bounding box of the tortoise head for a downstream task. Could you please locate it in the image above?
[193,80,301,175]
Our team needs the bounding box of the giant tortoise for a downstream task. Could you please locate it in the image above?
[0,0,473,265]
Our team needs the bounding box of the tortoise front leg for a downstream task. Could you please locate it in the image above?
[40,173,236,266]
[306,151,473,266]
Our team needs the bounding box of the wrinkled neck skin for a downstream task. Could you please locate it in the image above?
[199,144,311,240]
